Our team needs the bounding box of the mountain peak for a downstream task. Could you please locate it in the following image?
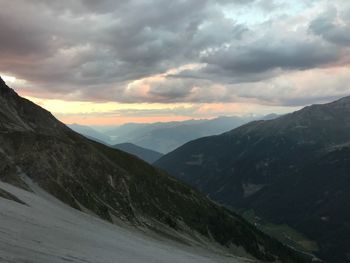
[0,76,13,96]
[0,76,7,91]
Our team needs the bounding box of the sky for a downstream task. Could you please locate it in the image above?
[1,0,350,125]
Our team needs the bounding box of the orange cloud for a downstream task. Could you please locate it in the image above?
[58,114,192,125]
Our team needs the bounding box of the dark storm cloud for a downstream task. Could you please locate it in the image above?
[202,41,338,73]
[174,38,340,84]
[148,81,195,102]
[0,1,242,81]
[0,0,349,106]
[309,6,350,46]
[0,0,250,100]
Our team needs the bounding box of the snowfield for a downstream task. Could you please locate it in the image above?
[0,181,250,263]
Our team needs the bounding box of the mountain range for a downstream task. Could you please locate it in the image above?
[0,77,314,262]
[89,115,277,154]
[155,95,350,263]
[70,115,279,155]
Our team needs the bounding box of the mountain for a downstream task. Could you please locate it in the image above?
[106,115,278,153]
[69,123,164,162]
[112,143,163,163]
[0,76,314,262]
[155,96,350,263]
[68,123,111,144]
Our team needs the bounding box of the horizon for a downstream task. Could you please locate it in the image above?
[65,112,279,128]
[1,0,350,125]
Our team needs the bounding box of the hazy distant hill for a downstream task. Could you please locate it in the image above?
[156,96,350,263]
[113,143,163,163]
[0,76,313,263]
[68,123,111,144]
[68,125,163,162]
[106,115,279,153]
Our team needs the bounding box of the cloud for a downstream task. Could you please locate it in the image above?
[202,41,338,73]
[0,0,349,110]
[174,38,340,87]
[309,2,350,46]
[224,66,350,106]
[0,0,244,90]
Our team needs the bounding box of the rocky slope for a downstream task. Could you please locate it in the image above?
[155,95,350,262]
[0,76,313,262]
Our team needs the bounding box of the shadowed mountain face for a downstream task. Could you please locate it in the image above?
[155,96,350,263]
[112,143,163,163]
[0,77,314,262]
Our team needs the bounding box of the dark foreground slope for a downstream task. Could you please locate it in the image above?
[0,77,313,262]
[156,96,350,262]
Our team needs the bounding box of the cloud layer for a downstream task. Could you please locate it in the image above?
[1,0,350,109]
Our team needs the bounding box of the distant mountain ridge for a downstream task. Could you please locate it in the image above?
[69,115,280,154]
[112,143,163,163]
[67,124,164,163]
[155,95,350,263]
[68,123,112,145]
[104,114,279,153]
[0,76,314,262]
